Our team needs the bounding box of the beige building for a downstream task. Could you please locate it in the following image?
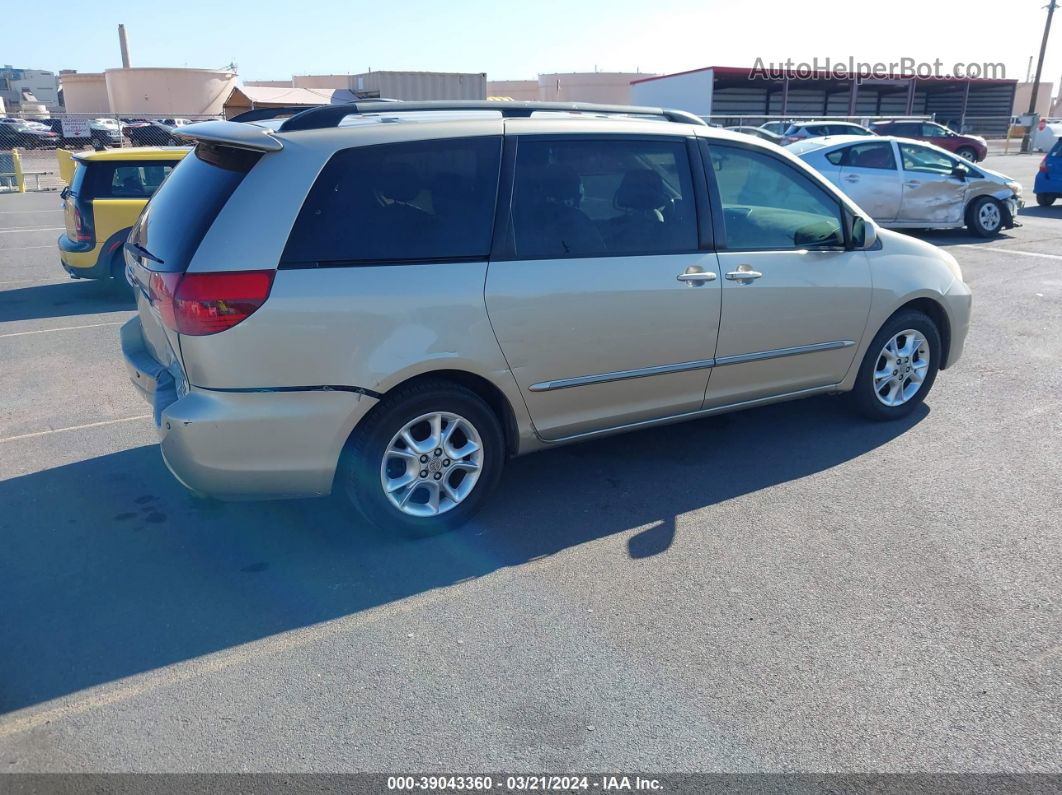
[285,71,486,100]
[1012,81,1055,118]
[59,72,110,113]
[59,67,236,115]
[487,72,656,105]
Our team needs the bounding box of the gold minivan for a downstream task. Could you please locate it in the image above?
[120,102,972,536]
[58,147,188,289]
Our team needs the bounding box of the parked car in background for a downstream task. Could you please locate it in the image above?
[0,122,60,149]
[123,120,187,146]
[869,120,987,163]
[759,121,790,136]
[1034,139,1062,206]
[781,121,876,145]
[39,118,122,149]
[59,147,188,289]
[120,102,970,536]
[791,135,1022,236]
[727,125,782,143]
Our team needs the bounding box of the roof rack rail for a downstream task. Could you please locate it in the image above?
[228,106,314,123]
[275,100,707,132]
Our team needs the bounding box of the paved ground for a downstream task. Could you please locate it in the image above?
[0,155,1059,772]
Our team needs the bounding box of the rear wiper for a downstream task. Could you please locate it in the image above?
[127,241,165,265]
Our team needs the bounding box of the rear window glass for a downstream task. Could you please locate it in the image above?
[282,136,502,266]
[1050,141,1062,157]
[74,161,178,199]
[128,144,260,272]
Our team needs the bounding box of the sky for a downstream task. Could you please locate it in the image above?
[6,0,1061,94]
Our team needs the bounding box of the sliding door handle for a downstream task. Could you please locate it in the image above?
[724,269,763,282]
[676,271,717,283]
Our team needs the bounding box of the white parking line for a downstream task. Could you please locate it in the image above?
[0,321,123,339]
[0,210,63,214]
[0,244,55,251]
[952,246,1062,261]
[0,227,65,234]
[0,415,151,444]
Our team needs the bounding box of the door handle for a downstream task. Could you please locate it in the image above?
[844,175,859,182]
[904,180,920,188]
[676,271,717,283]
[724,269,763,282]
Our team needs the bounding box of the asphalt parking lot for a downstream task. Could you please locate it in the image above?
[0,153,1059,772]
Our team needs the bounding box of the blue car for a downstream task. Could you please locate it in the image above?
[1035,140,1062,207]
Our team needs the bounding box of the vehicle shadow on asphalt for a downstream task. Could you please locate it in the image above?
[0,281,133,323]
[0,396,926,714]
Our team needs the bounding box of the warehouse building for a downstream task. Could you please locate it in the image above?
[631,65,1019,136]
[247,71,487,101]
[487,72,655,104]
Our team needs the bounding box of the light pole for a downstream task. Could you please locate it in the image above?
[1023,0,1058,151]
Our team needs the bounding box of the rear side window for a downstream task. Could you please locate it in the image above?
[1049,141,1062,157]
[834,141,897,170]
[128,144,260,272]
[507,138,698,259]
[282,137,502,266]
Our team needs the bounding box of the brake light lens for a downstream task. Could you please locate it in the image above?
[1040,157,1049,174]
[150,270,274,336]
[72,204,93,244]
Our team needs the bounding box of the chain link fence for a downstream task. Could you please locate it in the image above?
[0,112,220,192]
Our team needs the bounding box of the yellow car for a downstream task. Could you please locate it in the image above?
[59,147,188,288]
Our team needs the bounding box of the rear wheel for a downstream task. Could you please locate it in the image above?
[966,196,1003,237]
[337,379,505,536]
[108,248,133,298]
[850,310,941,421]
[1036,194,1057,207]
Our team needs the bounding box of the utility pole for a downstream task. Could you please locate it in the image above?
[1024,0,1057,151]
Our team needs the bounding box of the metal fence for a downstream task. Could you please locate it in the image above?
[0,112,221,192]
[0,111,221,153]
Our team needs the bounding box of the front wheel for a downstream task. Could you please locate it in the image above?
[967,196,1003,237]
[337,379,505,536]
[955,146,978,162]
[1036,194,1057,207]
[850,310,941,421]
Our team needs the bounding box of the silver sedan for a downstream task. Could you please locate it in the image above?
[790,135,1023,237]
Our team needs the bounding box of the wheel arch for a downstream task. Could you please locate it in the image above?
[888,296,953,369]
[371,369,522,457]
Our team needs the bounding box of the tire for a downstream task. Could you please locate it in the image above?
[109,249,134,299]
[1036,194,1056,207]
[966,196,1004,237]
[850,310,941,421]
[166,136,178,146]
[955,146,977,162]
[337,379,505,536]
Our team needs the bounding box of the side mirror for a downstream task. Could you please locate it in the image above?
[951,164,969,180]
[851,216,877,250]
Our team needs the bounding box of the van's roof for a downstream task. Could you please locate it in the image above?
[73,146,192,163]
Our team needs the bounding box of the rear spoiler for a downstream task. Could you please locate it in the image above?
[173,120,283,152]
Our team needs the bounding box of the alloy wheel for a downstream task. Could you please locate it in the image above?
[380,411,483,517]
[873,329,930,407]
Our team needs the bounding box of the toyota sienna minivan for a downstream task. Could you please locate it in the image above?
[121,101,971,535]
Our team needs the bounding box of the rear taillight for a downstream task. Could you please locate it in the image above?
[1040,157,1049,174]
[151,270,275,336]
[72,204,94,244]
